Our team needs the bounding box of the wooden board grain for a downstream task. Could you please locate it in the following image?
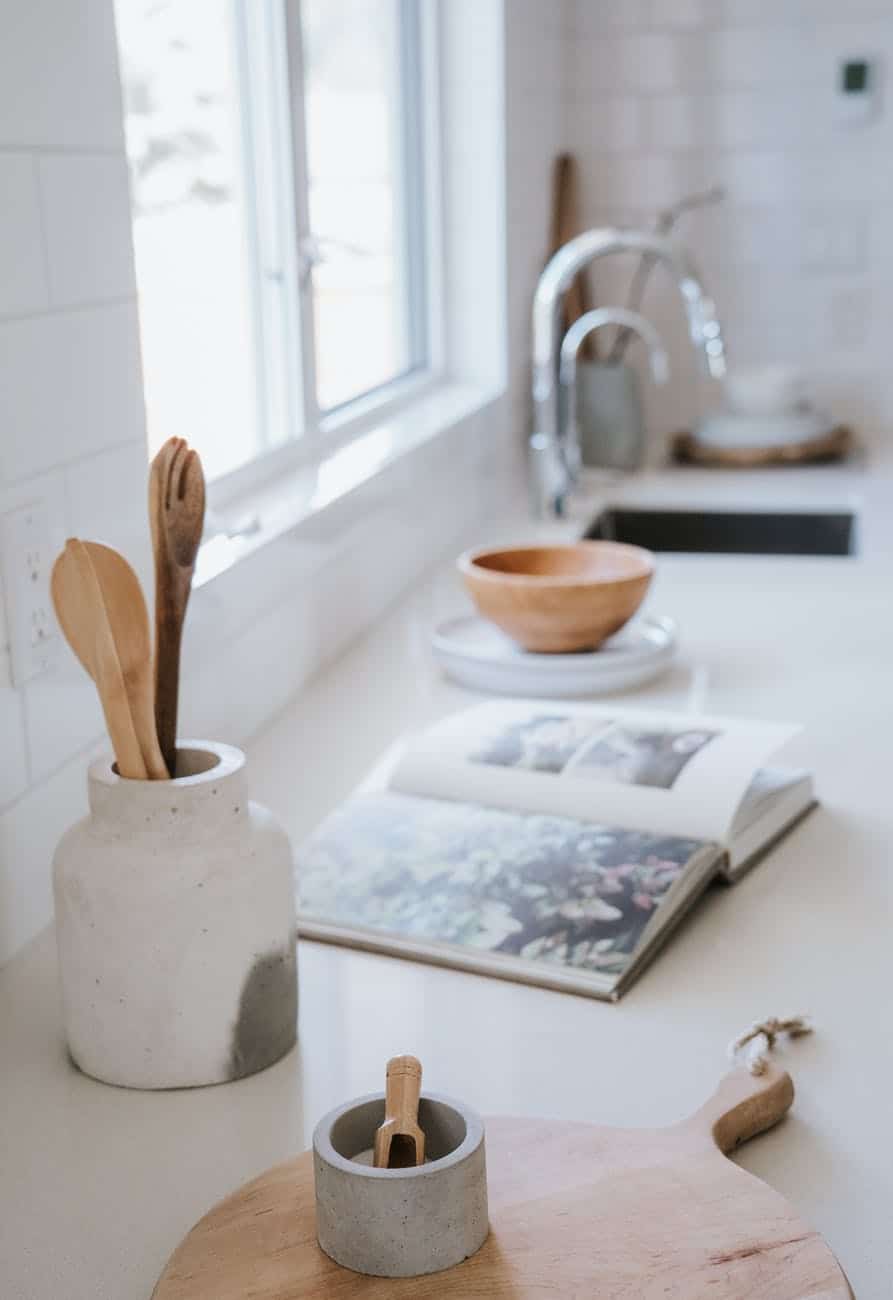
[153,1066,852,1299]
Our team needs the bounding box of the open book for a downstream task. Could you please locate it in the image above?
[296,701,815,1000]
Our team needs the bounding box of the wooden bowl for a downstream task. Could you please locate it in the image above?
[458,541,654,653]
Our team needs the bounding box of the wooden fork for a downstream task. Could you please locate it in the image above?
[149,437,206,777]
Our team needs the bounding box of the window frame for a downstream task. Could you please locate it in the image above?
[209,0,444,512]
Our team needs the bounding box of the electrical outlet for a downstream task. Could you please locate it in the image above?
[1,500,60,686]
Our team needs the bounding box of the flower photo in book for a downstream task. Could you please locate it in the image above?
[569,725,721,789]
[298,792,707,977]
[469,713,613,774]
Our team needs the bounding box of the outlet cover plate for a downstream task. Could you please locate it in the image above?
[1,500,61,686]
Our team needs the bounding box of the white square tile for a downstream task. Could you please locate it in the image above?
[696,27,807,88]
[0,304,147,484]
[0,663,28,808]
[64,440,151,589]
[572,0,649,33]
[0,155,48,317]
[575,98,644,153]
[717,0,787,26]
[38,154,136,307]
[652,0,712,29]
[23,664,105,785]
[646,94,706,150]
[573,33,682,94]
[0,751,93,964]
[0,0,125,150]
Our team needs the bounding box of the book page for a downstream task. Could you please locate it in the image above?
[297,791,714,994]
[390,699,799,843]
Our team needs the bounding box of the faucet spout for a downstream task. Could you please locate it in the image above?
[530,227,726,517]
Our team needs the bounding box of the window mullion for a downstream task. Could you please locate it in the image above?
[284,0,322,445]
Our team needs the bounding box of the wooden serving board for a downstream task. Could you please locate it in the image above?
[153,1066,851,1299]
[671,425,852,467]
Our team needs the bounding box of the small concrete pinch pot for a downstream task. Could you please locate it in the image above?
[53,741,297,1089]
[313,1092,488,1278]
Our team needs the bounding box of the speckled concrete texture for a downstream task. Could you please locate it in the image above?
[313,1093,488,1277]
[53,742,297,1089]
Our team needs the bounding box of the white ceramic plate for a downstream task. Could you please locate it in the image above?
[695,408,835,450]
[432,613,677,698]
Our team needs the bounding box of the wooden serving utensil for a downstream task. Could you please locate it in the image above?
[548,153,596,361]
[82,541,168,779]
[149,437,206,778]
[373,1055,425,1169]
[51,539,149,780]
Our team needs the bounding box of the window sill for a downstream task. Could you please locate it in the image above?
[194,379,504,590]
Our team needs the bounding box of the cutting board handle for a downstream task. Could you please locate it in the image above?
[682,1065,795,1155]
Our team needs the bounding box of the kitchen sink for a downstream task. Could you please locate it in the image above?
[585,507,856,556]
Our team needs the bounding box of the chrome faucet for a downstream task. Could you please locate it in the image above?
[530,228,727,517]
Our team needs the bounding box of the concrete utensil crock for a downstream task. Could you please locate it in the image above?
[53,741,297,1089]
[313,1092,488,1277]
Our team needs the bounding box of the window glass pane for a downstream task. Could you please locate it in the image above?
[301,0,423,412]
[115,0,284,480]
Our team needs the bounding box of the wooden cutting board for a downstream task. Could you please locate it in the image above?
[671,425,852,467]
[152,1065,851,1298]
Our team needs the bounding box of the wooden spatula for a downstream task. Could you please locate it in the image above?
[149,437,206,778]
[51,539,148,780]
[81,541,168,779]
[373,1055,425,1169]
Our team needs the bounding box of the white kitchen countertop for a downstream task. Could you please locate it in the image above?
[3,452,892,1298]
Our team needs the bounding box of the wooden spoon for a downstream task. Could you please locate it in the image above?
[51,539,148,780]
[81,541,168,779]
[373,1055,425,1169]
[149,437,206,778]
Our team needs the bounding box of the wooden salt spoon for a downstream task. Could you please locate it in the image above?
[51,539,148,780]
[373,1055,425,1169]
[81,541,169,779]
[150,437,206,778]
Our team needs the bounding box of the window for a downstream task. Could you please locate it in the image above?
[114,0,432,485]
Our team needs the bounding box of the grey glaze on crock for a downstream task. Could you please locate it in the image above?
[53,741,297,1089]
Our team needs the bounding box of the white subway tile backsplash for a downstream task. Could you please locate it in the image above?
[64,440,151,586]
[574,33,680,95]
[717,0,794,27]
[23,668,104,785]
[0,156,48,318]
[582,151,709,210]
[0,304,146,483]
[651,0,712,30]
[572,0,650,34]
[0,668,29,808]
[38,154,135,307]
[0,752,95,967]
[645,94,705,151]
[681,27,809,90]
[565,0,893,448]
[0,0,125,151]
[574,98,644,153]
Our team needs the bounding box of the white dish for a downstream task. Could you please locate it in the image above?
[723,364,804,418]
[432,613,677,698]
[695,408,834,451]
